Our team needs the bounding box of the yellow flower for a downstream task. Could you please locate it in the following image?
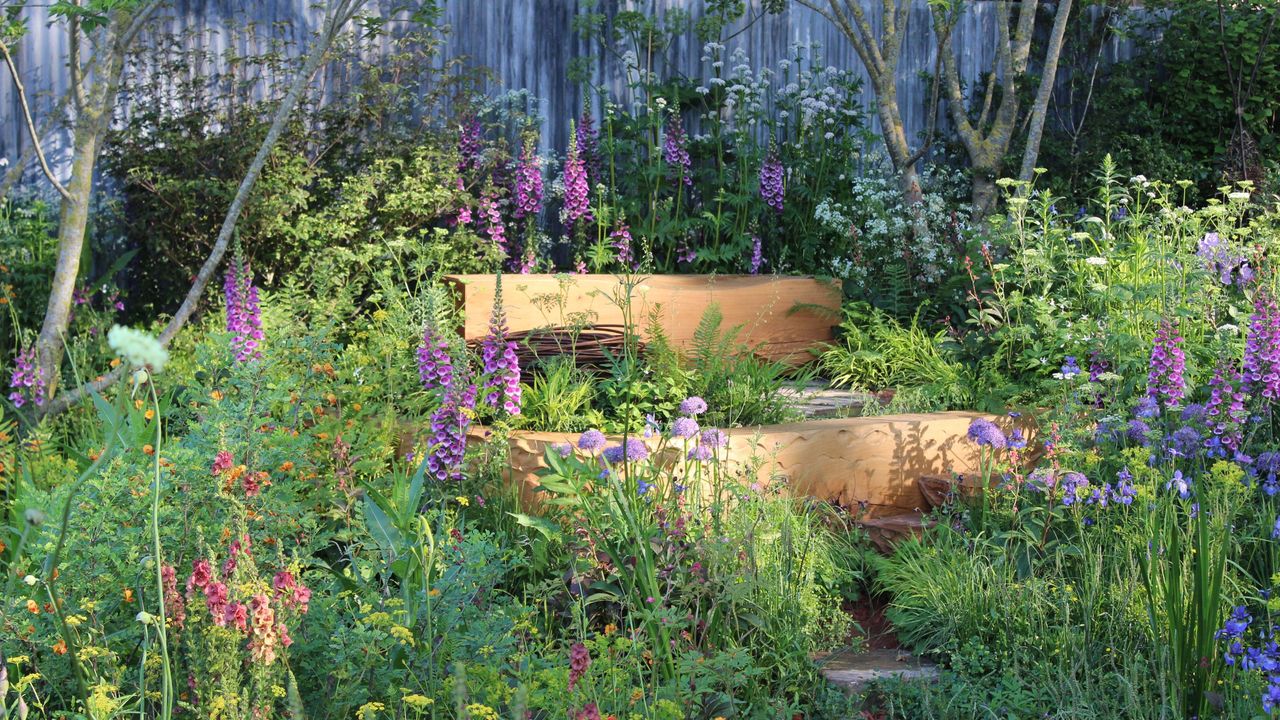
[401,694,433,709]
[356,701,386,720]
[7,655,29,666]
[455,496,469,507]
[465,704,500,720]
[428,588,441,597]
[388,624,415,646]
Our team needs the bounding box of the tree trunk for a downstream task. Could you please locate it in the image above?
[876,85,925,207]
[1019,0,1075,185]
[899,162,924,206]
[971,169,998,219]
[34,110,106,396]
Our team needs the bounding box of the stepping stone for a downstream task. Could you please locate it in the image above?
[857,512,931,554]
[817,647,939,695]
[778,382,883,418]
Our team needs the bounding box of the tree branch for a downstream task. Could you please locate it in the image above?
[0,39,73,200]
[43,0,369,418]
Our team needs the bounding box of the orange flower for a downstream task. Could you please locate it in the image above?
[604,623,617,635]
[134,399,144,410]
[144,409,155,421]
[210,390,224,401]
[142,444,155,456]
[26,599,39,614]
[110,358,122,368]
[352,402,362,412]
[52,639,67,655]
[123,588,134,603]
[88,448,100,461]
[279,461,294,472]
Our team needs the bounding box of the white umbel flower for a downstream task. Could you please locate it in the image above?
[107,325,169,372]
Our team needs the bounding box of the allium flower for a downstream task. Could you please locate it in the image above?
[513,135,544,221]
[759,148,785,212]
[672,417,700,439]
[578,429,607,452]
[561,122,593,227]
[7,346,45,408]
[749,234,763,274]
[663,114,692,186]
[611,223,637,269]
[966,418,1007,450]
[679,396,708,416]
[1147,319,1185,407]
[1244,291,1280,402]
[416,322,453,391]
[1205,356,1247,456]
[687,444,714,462]
[602,438,649,464]
[223,256,264,363]
[108,325,170,372]
[698,428,729,449]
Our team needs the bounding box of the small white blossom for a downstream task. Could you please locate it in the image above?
[108,325,169,372]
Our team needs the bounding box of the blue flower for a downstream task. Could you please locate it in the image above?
[679,396,708,416]
[1166,470,1192,499]
[638,480,653,495]
[1060,356,1081,378]
[578,429,607,452]
[603,438,650,464]
[1273,516,1280,539]
[966,418,1007,450]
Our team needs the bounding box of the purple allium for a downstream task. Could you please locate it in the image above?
[966,418,1007,450]
[759,148,785,213]
[578,429,607,452]
[561,122,593,227]
[663,114,692,187]
[602,438,650,464]
[611,223,637,269]
[698,428,729,449]
[1205,356,1247,456]
[479,289,521,416]
[513,134,543,221]
[417,322,453,390]
[457,115,483,173]
[672,417,700,439]
[749,235,763,275]
[1244,290,1280,402]
[426,362,476,482]
[1166,425,1202,459]
[687,444,714,462]
[553,442,573,459]
[679,396,708,416]
[1126,419,1153,445]
[576,109,601,185]
[223,255,264,363]
[1147,318,1185,407]
[7,346,45,408]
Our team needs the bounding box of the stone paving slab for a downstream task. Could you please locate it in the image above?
[817,648,939,695]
